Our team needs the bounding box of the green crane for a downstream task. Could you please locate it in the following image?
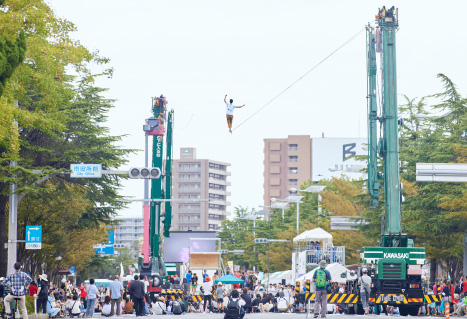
[359,7,427,316]
[140,96,174,292]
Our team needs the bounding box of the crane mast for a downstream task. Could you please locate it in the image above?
[359,8,427,316]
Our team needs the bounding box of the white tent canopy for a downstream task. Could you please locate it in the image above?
[296,263,357,285]
[293,227,333,244]
[261,270,293,285]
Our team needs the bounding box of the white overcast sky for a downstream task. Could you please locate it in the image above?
[47,0,467,218]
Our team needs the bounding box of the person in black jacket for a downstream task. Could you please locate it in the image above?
[240,288,252,313]
[129,275,145,316]
[35,274,49,314]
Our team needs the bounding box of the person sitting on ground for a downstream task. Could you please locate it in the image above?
[169,294,185,315]
[101,295,112,317]
[152,296,167,315]
[240,288,252,313]
[47,290,61,318]
[224,289,246,319]
[252,294,262,312]
[123,296,134,314]
[277,292,290,313]
[70,294,81,317]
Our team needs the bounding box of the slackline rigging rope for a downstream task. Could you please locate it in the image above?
[232,27,366,132]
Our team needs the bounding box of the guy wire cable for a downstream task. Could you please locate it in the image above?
[233,27,366,132]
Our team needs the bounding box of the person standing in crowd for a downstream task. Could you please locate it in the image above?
[312,260,332,318]
[201,276,213,313]
[80,282,87,309]
[203,270,208,283]
[28,281,38,297]
[191,273,198,294]
[359,268,371,315]
[216,282,225,313]
[185,271,192,292]
[85,278,98,318]
[3,262,32,319]
[0,277,5,308]
[35,274,49,314]
[109,275,124,316]
[129,275,145,316]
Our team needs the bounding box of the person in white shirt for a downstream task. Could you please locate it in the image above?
[224,95,245,133]
[201,277,213,312]
[152,297,167,315]
[102,296,112,317]
[70,295,81,317]
[277,292,290,313]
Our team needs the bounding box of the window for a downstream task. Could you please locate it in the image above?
[178,204,200,212]
[289,179,298,185]
[209,163,225,171]
[289,189,298,195]
[208,224,219,230]
[289,167,298,174]
[288,156,298,162]
[289,144,298,151]
[209,173,225,181]
[209,193,225,201]
[209,183,225,191]
[208,214,224,221]
[209,203,225,210]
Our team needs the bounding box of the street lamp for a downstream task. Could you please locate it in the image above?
[301,185,326,213]
[283,190,303,235]
[267,197,276,294]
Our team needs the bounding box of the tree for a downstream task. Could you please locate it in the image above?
[0,0,132,276]
[398,74,467,282]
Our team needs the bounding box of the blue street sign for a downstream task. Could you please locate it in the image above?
[70,164,102,178]
[94,230,115,255]
[26,226,42,249]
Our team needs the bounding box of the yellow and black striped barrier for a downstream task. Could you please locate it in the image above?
[306,293,428,304]
[306,292,359,304]
[191,295,203,302]
[305,280,311,300]
[424,294,441,303]
[161,288,184,300]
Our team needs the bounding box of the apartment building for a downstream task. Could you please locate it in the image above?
[263,135,312,206]
[172,148,231,231]
[114,217,144,258]
[263,136,367,206]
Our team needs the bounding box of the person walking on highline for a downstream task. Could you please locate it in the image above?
[224,94,245,133]
[312,260,332,318]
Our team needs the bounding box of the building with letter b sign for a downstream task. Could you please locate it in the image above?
[26,226,42,249]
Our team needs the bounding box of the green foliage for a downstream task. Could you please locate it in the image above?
[0,0,131,277]
[77,247,137,283]
[397,74,467,280]
[0,30,26,97]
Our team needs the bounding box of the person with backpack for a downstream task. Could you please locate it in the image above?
[224,289,245,319]
[169,295,185,315]
[359,268,372,315]
[312,260,332,318]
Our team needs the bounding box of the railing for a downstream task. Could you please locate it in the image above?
[178,167,201,172]
[305,246,346,265]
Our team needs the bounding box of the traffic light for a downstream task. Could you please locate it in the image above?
[254,238,268,244]
[129,167,161,179]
